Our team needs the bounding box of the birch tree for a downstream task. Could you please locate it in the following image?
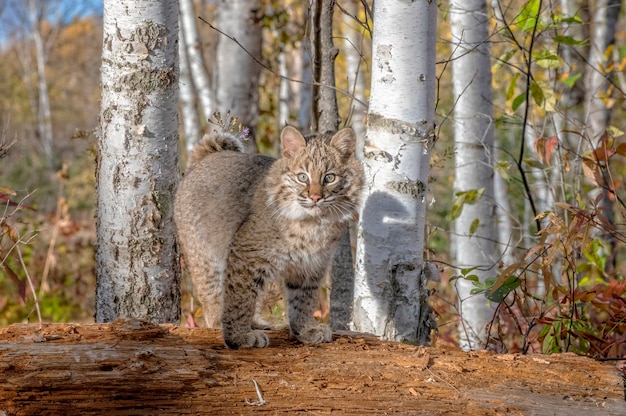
[449,0,499,350]
[583,0,621,261]
[179,0,213,128]
[178,19,201,152]
[341,0,368,140]
[95,0,181,324]
[214,0,261,151]
[352,0,437,344]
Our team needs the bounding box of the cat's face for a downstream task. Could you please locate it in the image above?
[267,127,364,222]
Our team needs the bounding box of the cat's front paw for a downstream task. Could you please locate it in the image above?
[293,324,332,344]
[223,330,269,349]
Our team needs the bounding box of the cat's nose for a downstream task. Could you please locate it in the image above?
[310,194,321,203]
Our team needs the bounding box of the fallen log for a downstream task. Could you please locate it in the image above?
[0,318,624,415]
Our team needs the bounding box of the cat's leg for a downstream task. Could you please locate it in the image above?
[221,266,269,349]
[285,279,332,344]
[188,254,224,329]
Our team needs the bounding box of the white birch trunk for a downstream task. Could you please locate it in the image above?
[179,0,213,123]
[178,18,201,153]
[96,0,181,324]
[450,0,498,350]
[27,0,54,168]
[584,0,620,143]
[214,0,261,150]
[278,51,291,125]
[352,0,437,344]
[298,39,313,132]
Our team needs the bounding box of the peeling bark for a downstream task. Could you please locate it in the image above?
[352,0,437,344]
[96,0,181,324]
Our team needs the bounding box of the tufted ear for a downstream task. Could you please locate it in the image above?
[280,126,307,158]
[330,128,356,159]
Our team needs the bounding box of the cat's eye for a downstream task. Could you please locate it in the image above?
[323,173,336,184]
[296,173,309,183]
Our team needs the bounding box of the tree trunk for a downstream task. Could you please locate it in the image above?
[307,0,354,331]
[352,0,437,344]
[214,0,261,151]
[449,0,499,350]
[298,37,314,132]
[311,0,340,134]
[584,0,620,144]
[179,0,213,126]
[341,0,367,141]
[2,320,624,415]
[95,0,181,324]
[178,15,201,153]
[582,0,621,274]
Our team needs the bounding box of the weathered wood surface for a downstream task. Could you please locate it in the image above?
[0,319,624,415]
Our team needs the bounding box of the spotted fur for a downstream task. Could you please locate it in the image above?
[174,126,364,349]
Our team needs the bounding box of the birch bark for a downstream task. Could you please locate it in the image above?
[95,0,181,324]
[450,0,498,350]
[214,0,261,151]
[352,0,437,344]
[179,0,213,125]
[178,19,201,152]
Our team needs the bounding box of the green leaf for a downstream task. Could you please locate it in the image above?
[516,0,540,32]
[530,80,556,112]
[554,35,585,46]
[494,160,511,181]
[553,14,583,24]
[461,266,479,276]
[533,49,561,69]
[563,72,582,88]
[469,218,480,236]
[450,189,485,221]
[512,93,527,111]
[506,73,520,101]
[465,274,479,282]
[486,275,521,303]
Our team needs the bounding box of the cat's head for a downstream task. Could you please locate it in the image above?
[267,126,364,222]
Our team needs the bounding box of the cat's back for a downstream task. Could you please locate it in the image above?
[174,133,275,260]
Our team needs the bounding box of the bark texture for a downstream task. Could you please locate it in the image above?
[178,17,201,152]
[352,0,437,344]
[1,320,624,415]
[306,1,355,331]
[96,0,181,324]
[310,0,340,133]
[180,0,213,127]
[214,0,261,151]
[449,0,499,350]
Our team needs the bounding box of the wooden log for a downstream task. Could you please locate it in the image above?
[0,318,624,415]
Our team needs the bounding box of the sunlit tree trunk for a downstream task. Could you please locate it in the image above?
[584,0,620,144]
[352,0,437,344]
[95,0,181,324]
[178,17,201,153]
[450,0,499,350]
[214,0,261,151]
[179,0,213,126]
[278,51,291,126]
[583,0,621,274]
[298,38,314,132]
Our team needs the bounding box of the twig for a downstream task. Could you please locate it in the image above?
[198,16,367,108]
[16,243,42,323]
[244,379,267,406]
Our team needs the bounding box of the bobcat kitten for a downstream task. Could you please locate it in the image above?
[174,126,364,349]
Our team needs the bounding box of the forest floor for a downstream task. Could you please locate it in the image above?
[0,319,625,415]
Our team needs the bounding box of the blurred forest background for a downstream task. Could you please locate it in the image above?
[1,0,625,356]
